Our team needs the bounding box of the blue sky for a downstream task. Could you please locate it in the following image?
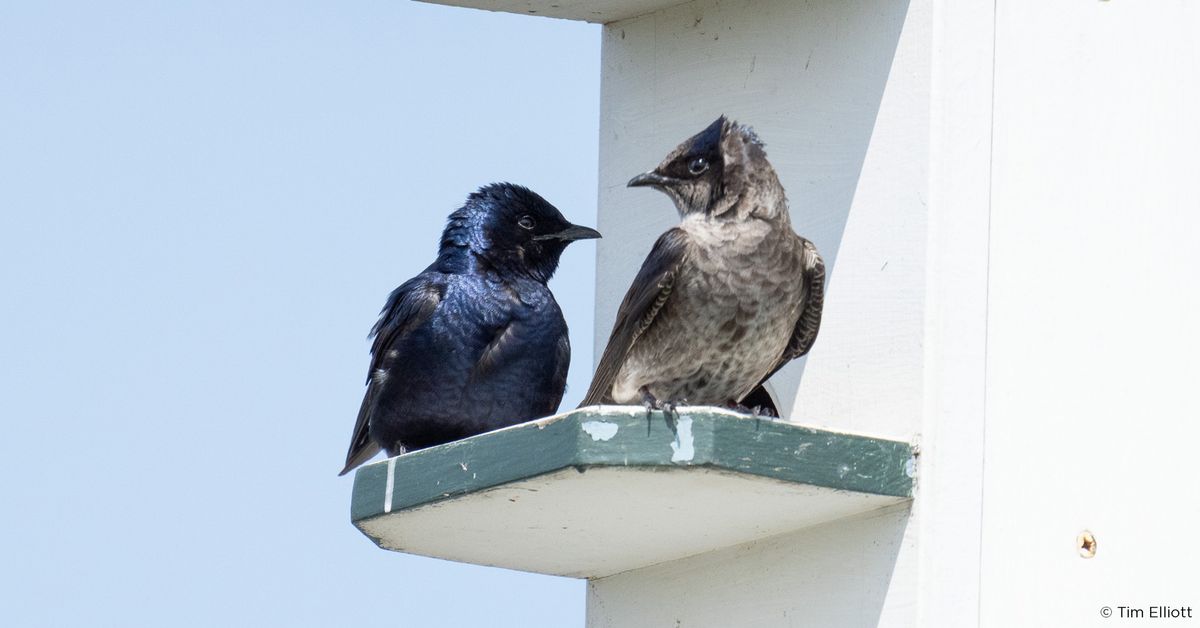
[0,2,599,626]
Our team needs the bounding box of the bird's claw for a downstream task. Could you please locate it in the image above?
[639,387,686,434]
[727,401,778,419]
[661,399,681,433]
[640,387,657,432]
[750,404,777,419]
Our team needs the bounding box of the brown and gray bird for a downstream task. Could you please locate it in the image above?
[580,116,824,416]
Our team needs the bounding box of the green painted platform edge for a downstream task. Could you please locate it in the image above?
[351,408,914,529]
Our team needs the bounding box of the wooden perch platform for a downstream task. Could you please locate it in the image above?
[351,407,914,578]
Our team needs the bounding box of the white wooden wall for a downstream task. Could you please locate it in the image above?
[982,2,1200,625]
[591,0,1200,625]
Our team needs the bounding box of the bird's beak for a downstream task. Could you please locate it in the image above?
[627,171,674,188]
[535,224,602,242]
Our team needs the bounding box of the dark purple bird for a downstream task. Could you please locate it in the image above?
[341,184,600,475]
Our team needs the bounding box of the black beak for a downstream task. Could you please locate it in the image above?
[628,171,674,188]
[535,224,602,242]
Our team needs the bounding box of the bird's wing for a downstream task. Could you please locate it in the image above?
[580,228,690,406]
[469,288,569,416]
[473,311,520,378]
[743,238,826,403]
[340,276,445,476]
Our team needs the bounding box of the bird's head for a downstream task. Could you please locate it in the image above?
[442,183,601,282]
[628,116,782,220]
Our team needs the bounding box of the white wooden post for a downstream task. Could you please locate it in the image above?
[590,1,932,625]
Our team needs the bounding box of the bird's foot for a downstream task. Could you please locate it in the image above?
[660,398,688,433]
[750,404,777,419]
[640,387,657,430]
[639,387,687,434]
[726,401,778,419]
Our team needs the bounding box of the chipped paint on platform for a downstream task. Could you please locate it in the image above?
[384,457,397,513]
[582,420,620,441]
[670,416,695,462]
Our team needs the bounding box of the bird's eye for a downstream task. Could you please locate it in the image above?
[688,157,709,175]
[518,215,536,230]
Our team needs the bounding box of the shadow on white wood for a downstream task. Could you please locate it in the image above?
[587,503,914,628]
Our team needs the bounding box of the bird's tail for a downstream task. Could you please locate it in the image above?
[340,387,383,476]
[339,440,381,476]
